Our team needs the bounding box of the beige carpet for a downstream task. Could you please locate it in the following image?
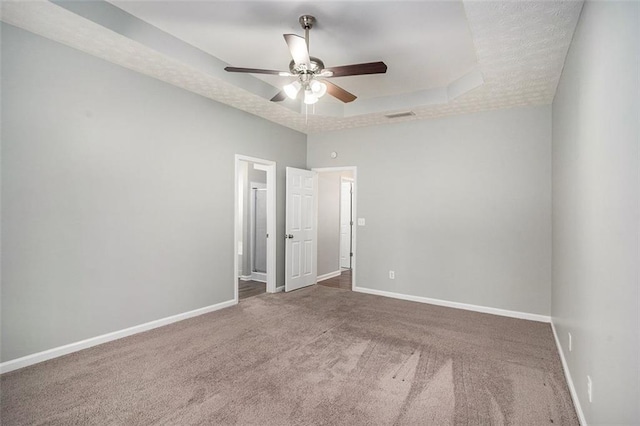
[1,285,578,425]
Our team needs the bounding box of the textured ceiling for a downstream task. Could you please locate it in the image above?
[110,1,479,100]
[0,1,583,134]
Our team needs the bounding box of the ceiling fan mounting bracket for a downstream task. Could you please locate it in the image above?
[299,15,316,30]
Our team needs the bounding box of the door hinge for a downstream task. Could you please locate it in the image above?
[350,252,353,257]
[266,234,269,238]
[350,221,354,226]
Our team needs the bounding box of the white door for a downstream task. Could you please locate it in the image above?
[285,167,318,292]
[340,180,352,269]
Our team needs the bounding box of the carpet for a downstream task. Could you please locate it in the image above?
[1,285,578,425]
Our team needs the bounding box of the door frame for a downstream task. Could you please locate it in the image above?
[249,182,267,282]
[311,166,357,291]
[234,155,277,302]
[339,176,354,269]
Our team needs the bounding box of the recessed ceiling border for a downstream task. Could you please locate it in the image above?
[0,0,583,134]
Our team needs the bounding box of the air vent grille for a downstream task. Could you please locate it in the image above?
[384,111,416,119]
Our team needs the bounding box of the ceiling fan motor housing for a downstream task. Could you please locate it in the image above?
[289,57,325,75]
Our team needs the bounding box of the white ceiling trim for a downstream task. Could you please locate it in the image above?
[344,68,485,117]
[1,0,583,134]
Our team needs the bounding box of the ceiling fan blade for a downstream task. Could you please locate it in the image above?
[283,34,310,67]
[323,80,357,103]
[224,67,290,76]
[324,61,387,78]
[270,91,287,102]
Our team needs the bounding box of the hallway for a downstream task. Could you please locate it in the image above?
[318,269,352,291]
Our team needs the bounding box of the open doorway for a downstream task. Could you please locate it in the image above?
[234,155,276,302]
[313,167,357,291]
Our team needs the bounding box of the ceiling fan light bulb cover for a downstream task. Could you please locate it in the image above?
[304,90,318,105]
[310,80,327,98]
[284,81,301,99]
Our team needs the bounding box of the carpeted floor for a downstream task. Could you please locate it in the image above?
[1,285,578,425]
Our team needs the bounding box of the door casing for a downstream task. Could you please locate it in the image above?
[340,177,354,269]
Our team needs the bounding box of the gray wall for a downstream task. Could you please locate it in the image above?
[0,25,306,362]
[308,106,552,316]
[551,1,639,424]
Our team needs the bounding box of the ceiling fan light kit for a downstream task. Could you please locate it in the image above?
[224,14,388,107]
[310,80,327,97]
[304,89,318,105]
[284,80,301,99]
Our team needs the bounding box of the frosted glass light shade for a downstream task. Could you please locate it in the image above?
[304,89,318,105]
[310,80,327,98]
[283,81,301,99]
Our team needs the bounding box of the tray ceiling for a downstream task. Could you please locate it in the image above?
[0,0,583,134]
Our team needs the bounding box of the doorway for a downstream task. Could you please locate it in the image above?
[234,155,276,302]
[313,167,357,291]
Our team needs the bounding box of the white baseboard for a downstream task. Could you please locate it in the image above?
[317,270,342,282]
[352,286,551,323]
[551,321,587,425]
[0,298,237,375]
[239,275,252,281]
[250,272,267,283]
[275,286,284,293]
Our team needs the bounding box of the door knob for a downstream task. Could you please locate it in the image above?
[285,234,294,239]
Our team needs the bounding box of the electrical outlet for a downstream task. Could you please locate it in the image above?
[389,271,395,279]
[568,332,572,352]
[357,218,365,226]
[587,376,593,403]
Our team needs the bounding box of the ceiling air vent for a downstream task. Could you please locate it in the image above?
[385,111,415,119]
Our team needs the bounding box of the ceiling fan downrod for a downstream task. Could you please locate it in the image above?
[299,15,315,51]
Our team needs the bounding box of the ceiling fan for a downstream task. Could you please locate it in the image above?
[224,15,387,105]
